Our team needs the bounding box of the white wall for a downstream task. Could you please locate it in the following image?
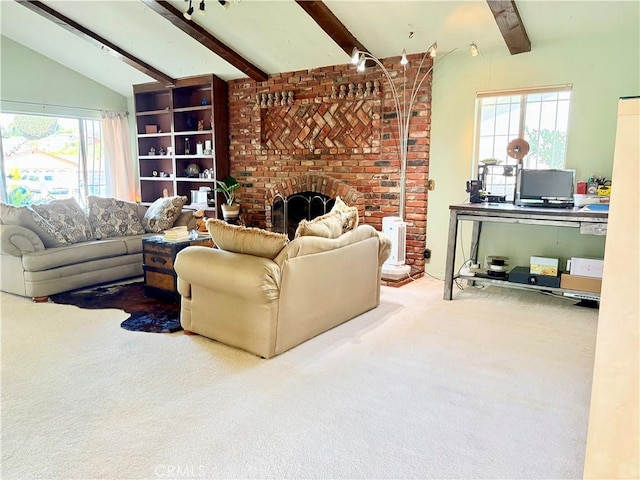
[427,31,640,278]
[0,36,128,117]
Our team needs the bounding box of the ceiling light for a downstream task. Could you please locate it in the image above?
[470,42,479,57]
[400,49,408,66]
[351,47,360,65]
[183,0,193,19]
[199,0,205,15]
[428,42,438,58]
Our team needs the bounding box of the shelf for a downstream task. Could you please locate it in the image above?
[174,130,213,136]
[136,109,170,116]
[457,274,600,299]
[176,177,216,182]
[137,132,172,138]
[134,74,228,214]
[174,105,211,113]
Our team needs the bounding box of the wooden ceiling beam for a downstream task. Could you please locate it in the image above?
[17,0,175,86]
[294,0,369,61]
[140,0,268,82]
[486,0,531,55]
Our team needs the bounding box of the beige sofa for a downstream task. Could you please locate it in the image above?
[174,222,391,358]
[0,196,195,300]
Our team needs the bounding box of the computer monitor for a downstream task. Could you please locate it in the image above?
[515,168,575,207]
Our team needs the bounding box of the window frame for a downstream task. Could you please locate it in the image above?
[473,84,573,200]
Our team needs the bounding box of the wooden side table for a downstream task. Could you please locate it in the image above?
[142,235,213,302]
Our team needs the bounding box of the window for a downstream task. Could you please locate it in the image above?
[474,85,572,200]
[0,113,106,206]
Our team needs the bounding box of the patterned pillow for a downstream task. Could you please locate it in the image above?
[0,201,65,247]
[295,211,344,239]
[30,198,94,245]
[87,196,146,239]
[331,196,359,232]
[206,218,289,259]
[142,196,187,233]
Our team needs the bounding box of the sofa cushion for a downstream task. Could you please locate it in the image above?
[30,198,94,245]
[87,196,146,239]
[206,218,289,259]
[295,211,344,239]
[142,196,187,233]
[21,238,129,272]
[0,202,65,248]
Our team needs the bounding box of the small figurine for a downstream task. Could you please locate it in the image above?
[192,209,208,232]
[197,119,204,131]
[148,147,156,156]
[201,98,208,106]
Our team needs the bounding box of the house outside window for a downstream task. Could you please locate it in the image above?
[0,113,106,207]
[474,85,572,201]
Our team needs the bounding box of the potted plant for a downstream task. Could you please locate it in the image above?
[215,175,240,222]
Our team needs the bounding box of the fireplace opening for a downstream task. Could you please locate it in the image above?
[272,192,336,239]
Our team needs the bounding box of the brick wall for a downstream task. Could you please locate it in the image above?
[228,53,432,271]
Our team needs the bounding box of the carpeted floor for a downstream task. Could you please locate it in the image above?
[0,278,598,479]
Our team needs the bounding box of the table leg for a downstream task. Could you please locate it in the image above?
[443,210,459,300]
[470,220,482,265]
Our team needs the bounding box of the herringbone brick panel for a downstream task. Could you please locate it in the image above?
[261,100,380,151]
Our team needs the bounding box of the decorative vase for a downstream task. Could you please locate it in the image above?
[221,203,240,222]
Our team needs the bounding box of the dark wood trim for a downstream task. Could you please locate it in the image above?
[486,0,531,55]
[140,0,268,82]
[17,0,175,86]
[294,0,369,60]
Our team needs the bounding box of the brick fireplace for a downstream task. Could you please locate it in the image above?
[228,53,432,271]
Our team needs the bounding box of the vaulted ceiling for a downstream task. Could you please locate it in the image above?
[1,1,638,97]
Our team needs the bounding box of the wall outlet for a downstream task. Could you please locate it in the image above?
[424,249,431,259]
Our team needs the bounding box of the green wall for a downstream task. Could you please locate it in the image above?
[0,36,127,117]
[427,31,640,279]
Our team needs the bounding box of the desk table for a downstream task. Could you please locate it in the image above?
[443,203,608,300]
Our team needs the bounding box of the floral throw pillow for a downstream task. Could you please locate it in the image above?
[142,196,187,233]
[30,198,94,245]
[87,196,146,239]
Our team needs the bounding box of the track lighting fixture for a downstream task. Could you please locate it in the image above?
[184,0,234,20]
[183,0,193,19]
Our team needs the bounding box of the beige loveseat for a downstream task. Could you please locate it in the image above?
[174,212,391,358]
[0,196,194,300]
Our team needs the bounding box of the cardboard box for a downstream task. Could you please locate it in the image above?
[145,124,158,134]
[530,256,559,276]
[569,257,604,278]
[561,273,602,294]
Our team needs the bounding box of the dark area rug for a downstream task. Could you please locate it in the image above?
[50,282,182,333]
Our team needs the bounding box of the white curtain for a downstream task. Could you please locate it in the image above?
[102,111,136,201]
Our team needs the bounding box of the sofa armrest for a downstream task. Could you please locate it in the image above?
[0,224,45,257]
[174,246,281,302]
